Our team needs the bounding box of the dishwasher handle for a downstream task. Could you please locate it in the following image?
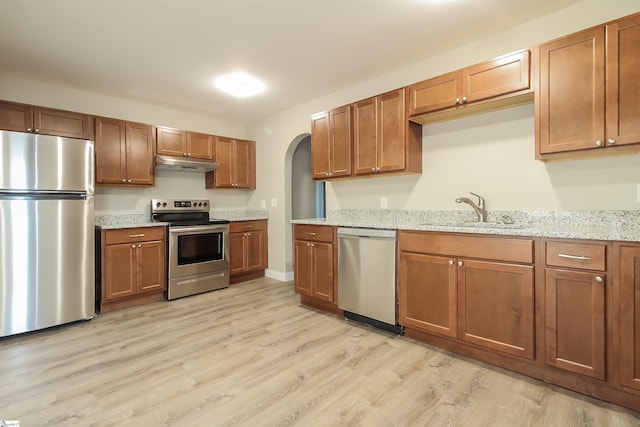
[337,227,397,240]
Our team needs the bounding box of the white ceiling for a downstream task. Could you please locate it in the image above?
[0,0,582,122]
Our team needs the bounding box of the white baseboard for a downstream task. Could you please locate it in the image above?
[265,269,294,282]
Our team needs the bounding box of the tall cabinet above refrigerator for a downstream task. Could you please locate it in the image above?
[0,130,95,337]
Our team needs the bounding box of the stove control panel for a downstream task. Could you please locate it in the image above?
[151,198,209,213]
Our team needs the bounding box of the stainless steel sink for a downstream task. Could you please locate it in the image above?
[420,221,527,230]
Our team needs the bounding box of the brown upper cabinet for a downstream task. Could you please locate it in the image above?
[205,136,256,189]
[311,105,352,180]
[95,117,155,186]
[353,89,422,176]
[0,100,93,139]
[537,13,640,158]
[408,50,532,124]
[156,126,214,161]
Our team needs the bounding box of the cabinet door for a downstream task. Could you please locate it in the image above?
[233,139,255,189]
[0,101,33,132]
[538,27,606,154]
[463,50,530,103]
[156,127,186,157]
[408,70,462,115]
[619,245,640,391]
[246,230,265,272]
[377,89,406,172]
[186,132,214,160]
[137,240,166,293]
[126,122,154,186]
[213,136,234,188]
[103,243,137,300]
[311,242,335,302]
[294,240,313,296]
[329,106,352,178]
[353,97,378,175]
[229,232,247,274]
[95,117,126,184]
[398,252,457,338]
[33,107,92,139]
[458,259,535,359]
[606,14,640,147]
[311,112,331,179]
[545,268,605,379]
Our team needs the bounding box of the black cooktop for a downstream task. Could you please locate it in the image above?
[166,219,230,227]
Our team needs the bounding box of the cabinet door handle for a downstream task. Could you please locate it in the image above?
[183,152,187,157]
[458,261,463,267]
[131,244,136,248]
[448,260,454,266]
[26,127,32,132]
[455,97,460,105]
[34,129,40,133]
[558,253,592,261]
[129,233,145,238]
[608,138,616,145]
[121,179,127,183]
[462,96,467,103]
[127,179,132,183]
[137,244,142,248]
[595,275,604,283]
[595,140,604,147]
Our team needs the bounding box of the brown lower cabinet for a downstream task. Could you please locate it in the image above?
[229,220,268,284]
[293,224,341,314]
[98,226,166,313]
[397,231,640,412]
[398,231,535,360]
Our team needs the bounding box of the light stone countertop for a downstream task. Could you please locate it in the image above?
[291,209,640,242]
[96,210,268,229]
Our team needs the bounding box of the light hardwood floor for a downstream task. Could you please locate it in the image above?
[1,278,639,426]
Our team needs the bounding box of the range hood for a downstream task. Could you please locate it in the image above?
[155,155,218,173]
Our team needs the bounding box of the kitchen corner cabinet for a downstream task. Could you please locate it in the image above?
[98,226,166,313]
[353,89,422,176]
[205,136,256,189]
[0,100,93,139]
[543,240,607,380]
[537,12,640,158]
[294,224,338,309]
[399,231,535,360]
[408,50,531,123]
[229,220,268,284]
[94,116,155,186]
[311,105,352,180]
[156,126,214,161]
[616,243,640,392]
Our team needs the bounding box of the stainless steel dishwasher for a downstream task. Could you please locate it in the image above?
[337,227,402,334]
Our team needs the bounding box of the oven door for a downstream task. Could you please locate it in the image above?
[168,224,229,279]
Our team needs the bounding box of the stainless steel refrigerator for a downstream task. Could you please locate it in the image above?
[0,130,95,337]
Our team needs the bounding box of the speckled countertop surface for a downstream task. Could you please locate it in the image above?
[291,209,640,242]
[96,210,268,229]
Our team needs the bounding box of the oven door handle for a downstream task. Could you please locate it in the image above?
[169,225,226,234]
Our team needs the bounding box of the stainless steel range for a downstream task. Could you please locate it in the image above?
[151,199,229,300]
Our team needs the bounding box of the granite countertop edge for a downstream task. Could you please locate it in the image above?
[291,214,640,242]
[96,210,269,229]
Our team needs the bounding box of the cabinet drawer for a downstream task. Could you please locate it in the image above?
[294,224,335,243]
[230,220,266,233]
[104,226,166,245]
[545,241,606,271]
[399,231,534,264]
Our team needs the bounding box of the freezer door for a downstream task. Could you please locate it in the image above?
[0,196,95,337]
[0,130,94,193]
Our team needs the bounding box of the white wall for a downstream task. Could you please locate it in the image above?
[246,0,640,276]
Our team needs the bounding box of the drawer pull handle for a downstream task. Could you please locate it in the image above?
[307,232,317,236]
[129,233,145,238]
[243,225,253,229]
[558,253,592,261]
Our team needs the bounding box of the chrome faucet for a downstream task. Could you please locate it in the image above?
[455,192,487,222]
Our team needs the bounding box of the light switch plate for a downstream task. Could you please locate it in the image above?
[261,199,266,209]
[271,198,278,207]
[381,197,388,209]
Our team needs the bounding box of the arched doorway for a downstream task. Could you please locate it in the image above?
[284,133,325,275]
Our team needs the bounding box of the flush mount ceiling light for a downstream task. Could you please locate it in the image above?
[213,71,266,98]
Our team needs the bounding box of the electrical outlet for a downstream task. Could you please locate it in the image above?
[260,199,266,209]
[271,198,278,207]
[381,197,388,209]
